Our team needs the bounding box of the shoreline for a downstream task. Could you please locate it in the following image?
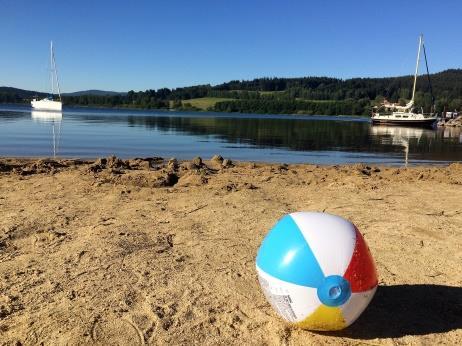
[1,156,461,344]
[0,155,458,168]
[1,154,461,175]
[1,102,371,118]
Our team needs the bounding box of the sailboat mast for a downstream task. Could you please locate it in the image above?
[50,41,54,97]
[51,41,62,101]
[411,35,423,103]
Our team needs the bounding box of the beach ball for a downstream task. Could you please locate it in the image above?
[256,212,378,331]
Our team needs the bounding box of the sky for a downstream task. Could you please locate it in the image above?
[1,0,461,93]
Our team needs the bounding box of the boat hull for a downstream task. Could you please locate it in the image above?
[371,116,437,128]
[31,98,62,111]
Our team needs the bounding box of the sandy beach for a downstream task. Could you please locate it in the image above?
[0,156,461,345]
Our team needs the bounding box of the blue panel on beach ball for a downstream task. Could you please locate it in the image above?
[256,215,324,287]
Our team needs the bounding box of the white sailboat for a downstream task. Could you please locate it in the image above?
[31,41,63,111]
[371,35,437,127]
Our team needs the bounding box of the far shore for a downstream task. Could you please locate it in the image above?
[1,102,371,118]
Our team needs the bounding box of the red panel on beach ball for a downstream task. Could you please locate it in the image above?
[343,227,378,292]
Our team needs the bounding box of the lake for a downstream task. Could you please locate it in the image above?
[0,104,461,165]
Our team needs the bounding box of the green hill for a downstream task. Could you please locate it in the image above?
[0,87,46,103]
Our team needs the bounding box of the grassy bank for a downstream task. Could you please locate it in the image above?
[181,97,233,110]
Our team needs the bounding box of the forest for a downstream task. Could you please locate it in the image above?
[1,69,461,116]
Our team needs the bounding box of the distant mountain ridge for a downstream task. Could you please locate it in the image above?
[0,86,47,99]
[0,87,126,99]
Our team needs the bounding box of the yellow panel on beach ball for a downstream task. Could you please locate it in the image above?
[296,305,346,331]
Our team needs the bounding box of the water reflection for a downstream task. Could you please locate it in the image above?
[122,115,462,163]
[370,126,423,166]
[442,126,462,143]
[31,111,62,158]
[0,105,461,165]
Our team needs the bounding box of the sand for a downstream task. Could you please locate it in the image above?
[0,156,461,345]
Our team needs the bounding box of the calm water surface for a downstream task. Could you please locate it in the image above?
[1,104,461,165]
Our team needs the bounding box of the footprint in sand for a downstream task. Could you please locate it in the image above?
[92,318,143,345]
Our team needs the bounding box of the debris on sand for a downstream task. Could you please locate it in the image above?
[88,156,130,173]
[211,155,224,163]
[176,172,208,187]
[222,159,233,168]
[0,161,12,173]
[167,158,179,171]
[155,172,179,187]
[192,156,203,167]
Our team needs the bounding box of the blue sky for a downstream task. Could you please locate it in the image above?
[1,0,461,92]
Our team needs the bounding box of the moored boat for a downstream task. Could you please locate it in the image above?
[31,41,63,111]
[371,35,437,128]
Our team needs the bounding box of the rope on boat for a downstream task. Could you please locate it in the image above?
[422,43,435,110]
